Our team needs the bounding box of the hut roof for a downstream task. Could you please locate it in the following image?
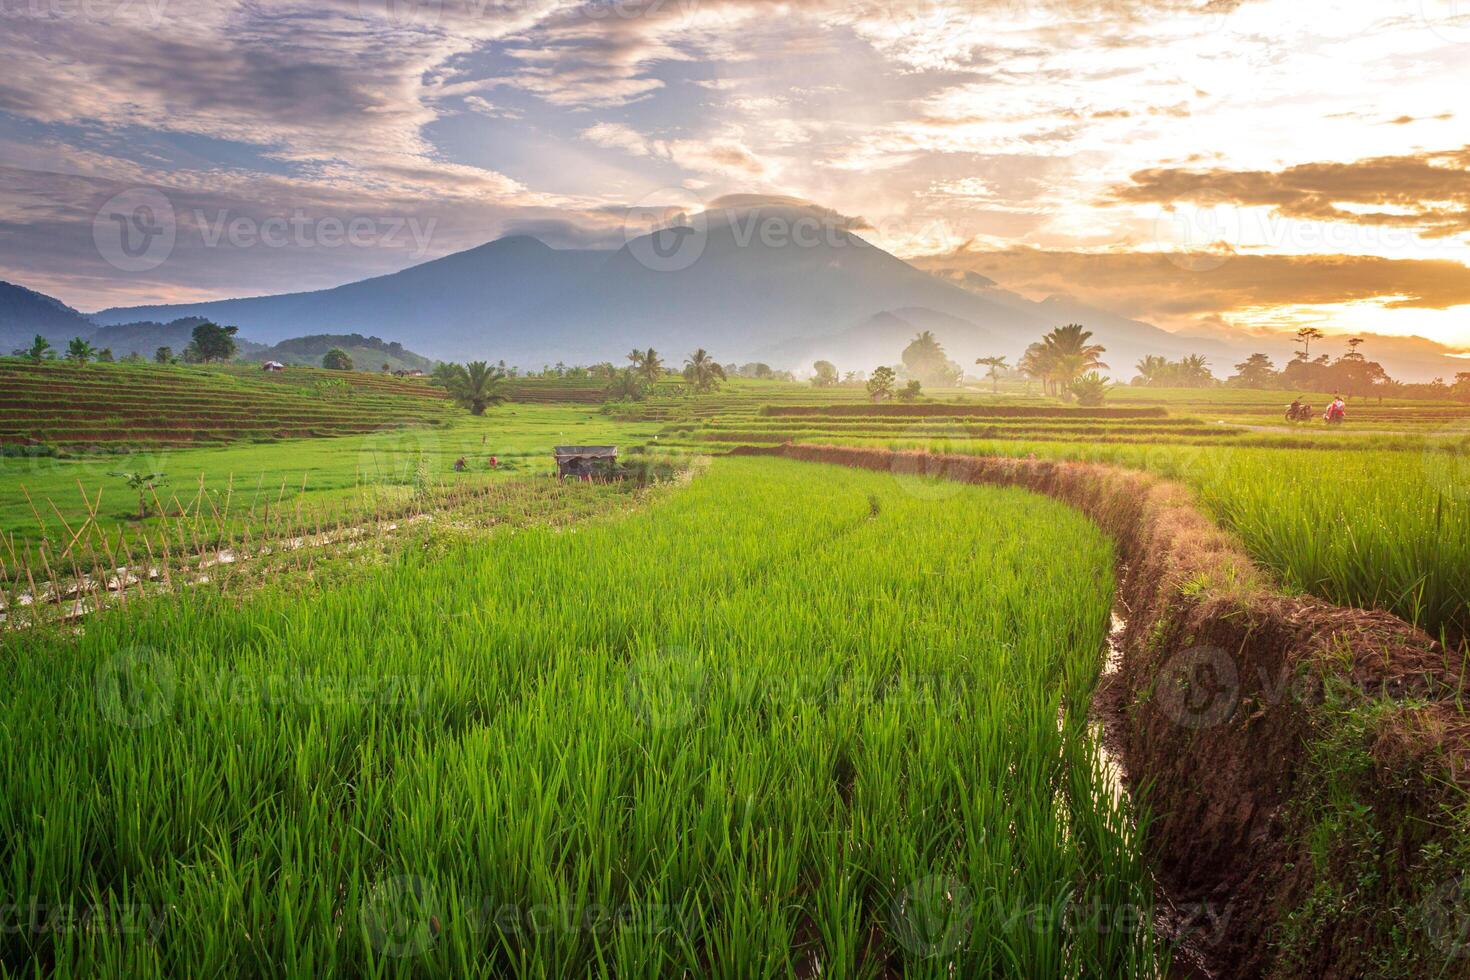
[554,446,618,459]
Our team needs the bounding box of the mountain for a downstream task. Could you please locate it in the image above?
[754,308,1002,373]
[0,283,437,368]
[0,281,96,349]
[88,317,273,359]
[76,207,1470,379]
[92,207,1057,366]
[923,267,1470,383]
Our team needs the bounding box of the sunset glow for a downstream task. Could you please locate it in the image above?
[2,0,1468,347]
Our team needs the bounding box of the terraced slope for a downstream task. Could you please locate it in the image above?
[0,361,451,449]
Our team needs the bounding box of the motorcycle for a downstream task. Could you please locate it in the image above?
[1285,403,1312,422]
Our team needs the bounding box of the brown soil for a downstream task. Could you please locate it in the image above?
[732,443,1465,979]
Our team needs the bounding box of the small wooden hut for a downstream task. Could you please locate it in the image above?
[554,446,618,479]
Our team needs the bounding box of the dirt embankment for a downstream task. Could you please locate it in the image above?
[733,443,1469,979]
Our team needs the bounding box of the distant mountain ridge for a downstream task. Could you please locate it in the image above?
[1,301,434,368]
[0,281,95,347]
[7,205,1467,380]
[87,206,1260,374]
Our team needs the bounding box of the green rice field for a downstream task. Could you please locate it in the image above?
[0,361,452,449]
[640,389,1470,646]
[0,456,1163,977]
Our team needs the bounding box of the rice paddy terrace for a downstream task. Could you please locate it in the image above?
[2,375,1468,977]
[0,361,452,450]
[1,456,1171,978]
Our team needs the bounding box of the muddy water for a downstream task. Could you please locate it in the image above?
[1090,610,1219,980]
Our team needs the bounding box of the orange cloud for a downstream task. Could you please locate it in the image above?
[1111,147,1470,239]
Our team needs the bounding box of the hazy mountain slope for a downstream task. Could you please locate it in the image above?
[91,208,1053,364]
[93,236,603,354]
[929,268,1468,382]
[88,317,273,359]
[931,270,1239,370]
[755,308,1001,375]
[0,281,96,348]
[81,208,1470,379]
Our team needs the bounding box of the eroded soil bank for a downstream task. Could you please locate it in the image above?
[733,443,1469,979]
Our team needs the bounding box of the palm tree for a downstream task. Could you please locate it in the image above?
[445,361,511,415]
[23,335,53,363]
[683,349,726,392]
[634,348,664,385]
[605,368,647,401]
[1134,355,1168,386]
[1018,343,1050,394]
[1040,324,1107,397]
[1069,372,1110,407]
[65,337,96,364]
[975,356,1008,393]
[1179,354,1213,386]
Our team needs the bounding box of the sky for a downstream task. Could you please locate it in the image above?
[1,0,1469,349]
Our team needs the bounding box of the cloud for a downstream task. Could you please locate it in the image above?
[914,246,1470,326]
[705,194,871,230]
[496,216,628,249]
[1111,147,1470,240]
[578,122,769,177]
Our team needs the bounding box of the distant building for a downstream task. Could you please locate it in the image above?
[262,361,285,372]
[554,446,617,479]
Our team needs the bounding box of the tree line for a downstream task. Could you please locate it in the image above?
[12,322,243,366]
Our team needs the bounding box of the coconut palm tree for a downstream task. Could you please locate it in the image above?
[65,337,96,364]
[1018,343,1050,394]
[682,348,726,392]
[1179,354,1213,386]
[1133,355,1169,386]
[639,348,664,384]
[1040,324,1107,397]
[22,335,53,363]
[445,361,511,415]
[975,355,1008,393]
